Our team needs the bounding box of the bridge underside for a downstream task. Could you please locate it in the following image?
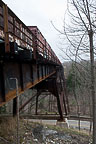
[0,0,69,120]
[0,47,56,105]
[0,43,69,120]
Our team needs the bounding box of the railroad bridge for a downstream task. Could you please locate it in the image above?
[0,0,69,120]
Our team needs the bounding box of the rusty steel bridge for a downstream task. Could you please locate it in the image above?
[0,0,69,120]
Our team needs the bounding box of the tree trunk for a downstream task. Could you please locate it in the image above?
[89,30,96,144]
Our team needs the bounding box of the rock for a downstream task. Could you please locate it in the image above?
[33,139,38,142]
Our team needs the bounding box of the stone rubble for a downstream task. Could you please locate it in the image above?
[0,120,92,144]
[20,123,91,144]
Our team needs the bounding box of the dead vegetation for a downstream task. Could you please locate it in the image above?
[0,117,92,144]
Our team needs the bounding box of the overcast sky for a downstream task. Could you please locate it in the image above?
[3,0,67,61]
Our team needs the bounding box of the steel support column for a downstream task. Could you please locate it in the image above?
[35,92,39,115]
[63,93,67,115]
[0,63,5,102]
[13,97,17,117]
[56,95,63,120]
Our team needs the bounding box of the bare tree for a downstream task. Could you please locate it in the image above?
[62,0,96,143]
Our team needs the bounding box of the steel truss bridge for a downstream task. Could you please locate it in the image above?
[0,0,69,120]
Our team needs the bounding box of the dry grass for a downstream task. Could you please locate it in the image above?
[0,117,17,142]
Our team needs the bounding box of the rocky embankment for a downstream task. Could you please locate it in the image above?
[0,118,92,144]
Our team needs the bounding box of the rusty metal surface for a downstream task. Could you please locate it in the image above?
[0,62,56,106]
[28,26,61,64]
[0,1,61,64]
[0,0,68,120]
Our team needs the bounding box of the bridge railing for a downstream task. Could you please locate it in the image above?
[28,26,61,64]
[0,0,61,65]
[8,9,33,50]
[0,1,33,50]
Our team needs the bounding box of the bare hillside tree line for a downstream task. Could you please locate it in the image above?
[60,0,96,143]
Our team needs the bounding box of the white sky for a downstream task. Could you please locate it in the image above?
[3,0,67,61]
